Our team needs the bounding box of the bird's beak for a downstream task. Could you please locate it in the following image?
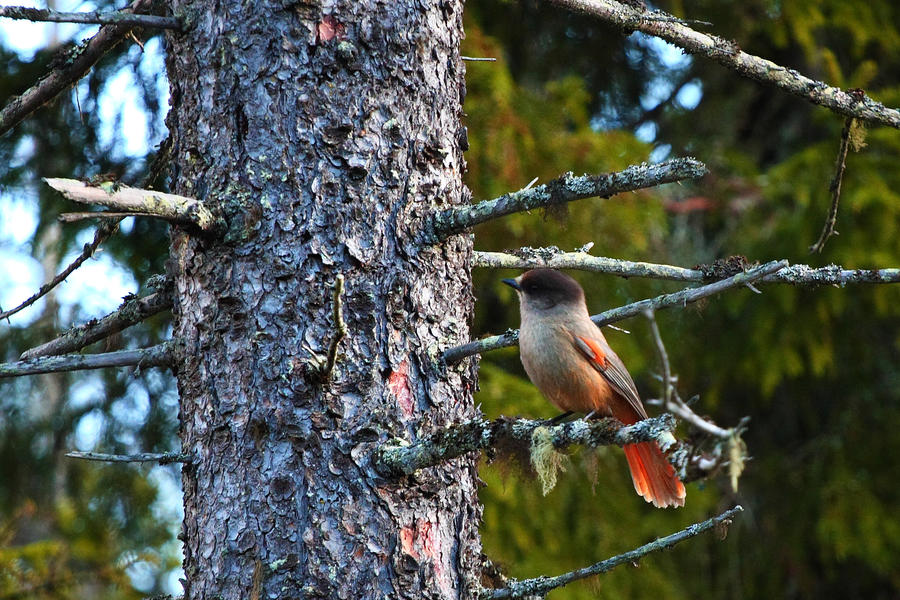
[502,278,521,291]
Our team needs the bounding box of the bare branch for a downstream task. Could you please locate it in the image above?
[549,0,900,128]
[474,248,900,285]
[810,118,854,253]
[0,0,156,137]
[483,505,744,599]
[4,148,172,323]
[443,259,787,364]
[58,211,147,222]
[645,310,731,438]
[460,56,497,62]
[20,289,172,360]
[0,143,174,323]
[44,178,220,232]
[0,342,175,379]
[0,219,120,321]
[430,158,707,239]
[645,309,673,406]
[642,311,750,488]
[641,336,749,491]
[0,6,181,29]
[66,451,191,464]
[374,414,676,477]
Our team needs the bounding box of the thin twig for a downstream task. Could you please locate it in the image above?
[644,310,731,438]
[443,259,787,364]
[430,157,708,239]
[44,178,219,232]
[644,309,672,407]
[0,341,175,378]
[322,274,347,380]
[0,0,156,137]
[374,414,676,477]
[66,451,191,464]
[643,310,749,486]
[20,288,172,359]
[550,0,900,128]
[473,249,900,285]
[810,118,854,253]
[461,56,497,62]
[483,505,743,599]
[0,220,120,321]
[0,6,181,29]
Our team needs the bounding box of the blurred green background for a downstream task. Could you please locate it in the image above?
[2,0,900,597]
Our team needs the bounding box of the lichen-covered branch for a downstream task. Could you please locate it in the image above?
[20,288,173,360]
[474,248,900,285]
[475,249,701,281]
[0,6,181,29]
[0,0,155,137]
[0,219,120,321]
[374,414,676,477]
[44,178,220,232]
[0,341,175,378]
[443,259,787,364]
[430,158,707,239]
[483,505,744,599]
[66,451,191,464]
[550,0,900,129]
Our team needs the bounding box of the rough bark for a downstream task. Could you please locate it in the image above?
[165,1,479,599]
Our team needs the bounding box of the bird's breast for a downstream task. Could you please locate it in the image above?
[519,318,613,414]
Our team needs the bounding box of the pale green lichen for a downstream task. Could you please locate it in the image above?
[530,426,570,496]
[728,433,747,492]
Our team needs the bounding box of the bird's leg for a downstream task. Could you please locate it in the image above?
[583,410,597,421]
[547,411,576,425]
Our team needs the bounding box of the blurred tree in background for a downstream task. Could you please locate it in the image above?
[0,5,178,597]
[2,0,900,597]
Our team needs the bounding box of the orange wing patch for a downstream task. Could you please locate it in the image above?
[576,335,608,368]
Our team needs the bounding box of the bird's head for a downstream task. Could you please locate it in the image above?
[502,269,586,312]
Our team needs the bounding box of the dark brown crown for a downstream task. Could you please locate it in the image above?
[518,269,585,307]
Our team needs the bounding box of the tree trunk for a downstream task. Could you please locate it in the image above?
[164,1,480,598]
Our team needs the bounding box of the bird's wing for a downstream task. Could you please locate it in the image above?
[573,334,649,421]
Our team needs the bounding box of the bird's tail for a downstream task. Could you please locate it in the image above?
[623,442,686,508]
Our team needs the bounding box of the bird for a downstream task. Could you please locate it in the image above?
[503,268,685,508]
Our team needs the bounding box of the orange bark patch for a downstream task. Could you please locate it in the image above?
[399,525,418,558]
[417,520,435,558]
[418,519,452,594]
[399,519,452,594]
[388,359,415,417]
[317,15,345,43]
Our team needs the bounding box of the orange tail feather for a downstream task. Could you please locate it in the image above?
[623,442,686,508]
